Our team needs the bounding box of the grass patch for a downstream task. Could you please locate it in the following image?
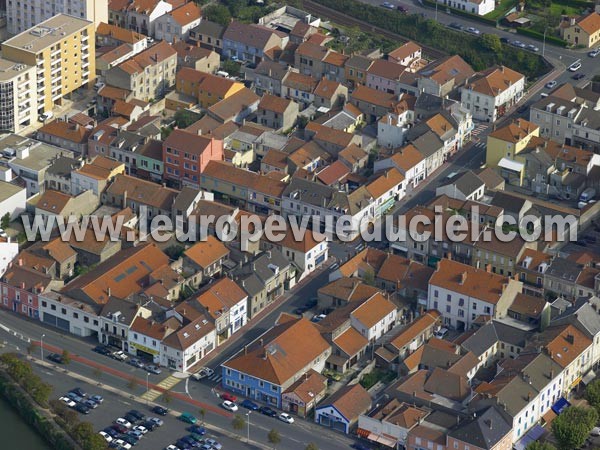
[484,0,517,20]
[359,369,396,390]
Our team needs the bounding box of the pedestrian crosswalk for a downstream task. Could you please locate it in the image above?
[207,373,222,384]
[140,374,182,402]
[471,123,489,137]
[473,141,486,149]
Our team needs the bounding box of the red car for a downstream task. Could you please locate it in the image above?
[221,393,237,402]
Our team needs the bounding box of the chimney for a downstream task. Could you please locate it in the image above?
[107,287,111,297]
[527,392,532,401]
[460,272,467,285]
[485,264,492,273]
[259,338,263,347]
[566,333,574,345]
[570,16,576,26]
[18,258,23,266]
[446,252,452,261]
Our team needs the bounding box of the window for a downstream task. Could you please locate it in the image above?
[447,294,451,302]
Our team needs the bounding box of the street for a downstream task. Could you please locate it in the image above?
[0,265,355,450]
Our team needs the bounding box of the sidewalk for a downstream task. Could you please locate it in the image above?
[28,355,272,450]
[186,258,334,374]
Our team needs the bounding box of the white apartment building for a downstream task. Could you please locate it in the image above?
[7,0,108,35]
[427,259,522,330]
[377,109,414,149]
[461,66,525,123]
[350,293,398,341]
[39,292,101,337]
[436,0,495,16]
[0,58,37,132]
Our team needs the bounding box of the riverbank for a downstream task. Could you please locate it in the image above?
[0,396,51,450]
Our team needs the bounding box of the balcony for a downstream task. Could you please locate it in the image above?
[51,84,61,93]
[52,93,62,101]
[50,49,60,58]
[81,34,88,42]
[82,70,90,78]
[37,84,45,93]
[81,43,89,52]
[82,60,89,69]
[50,66,61,76]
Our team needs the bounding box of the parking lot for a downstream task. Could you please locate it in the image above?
[561,227,600,256]
[34,363,248,450]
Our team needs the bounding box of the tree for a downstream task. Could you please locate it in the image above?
[268,429,281,447]
[481,33,502,54]
[162,391,172,406]
[526,442,556,450]
[127,376,138,390]
[585,380,600,413]
[305,444,319,450]
[199,408,206,424]
[232,414,245,432]
[203,4,231,26]
[72,422,95,445]
[222,60,241,77]
[1,213,9,230]
[173,109,201,128]
[61,349,71,365]
[82,432,109,450]
[552,406,598,450]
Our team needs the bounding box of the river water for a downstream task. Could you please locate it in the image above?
[0,397,52,449]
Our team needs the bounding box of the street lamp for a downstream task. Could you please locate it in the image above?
[40,334,45,361]
[246,411,251,443]
[146,373,150,405]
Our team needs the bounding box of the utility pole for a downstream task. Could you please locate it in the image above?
[40,334,45,361]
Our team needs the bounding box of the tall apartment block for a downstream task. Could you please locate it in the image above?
[2,15,96,117]
[7,0,107,35]
[0,59,38,132]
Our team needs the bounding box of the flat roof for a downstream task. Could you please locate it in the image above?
[0,57,34,82]
[0,134,75,172]
[0,180,24,202]
[3,14,92,54]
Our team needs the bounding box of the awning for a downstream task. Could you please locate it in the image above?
[582,371,596,385]
[542,409,557,426]
[551,397,570,415]
[514,425,546,450]
[570,376,582,388]
[498,157,524,173]
[356,428,370,438]
[366,432,397,448]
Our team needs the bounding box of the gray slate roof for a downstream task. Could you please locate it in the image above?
[448,406,512,449]
[439,170,484,197]
[552,296,600,339]
[461,322,498,357]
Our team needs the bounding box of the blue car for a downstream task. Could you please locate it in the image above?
[187,425,206,435]
[240,399,259,411]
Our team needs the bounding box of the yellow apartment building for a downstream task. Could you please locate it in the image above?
[2,14,96,117]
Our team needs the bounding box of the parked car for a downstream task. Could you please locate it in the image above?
[112,350,128,361]
[153,406,169,416]
[278,413,294,424]
[220,393,237,402]
[133,425,148,435]
[545,80,557,89]
[259,406,277,417]
[511,40,526,48]
[142,420,158,431]
[448,22,463,30]
[500,37,510,44]
[111,424,128,434]
[84,399,99,409]
[38,111,53,122]
[380,1,395,9]
[129,358,145,369]
[191,367,214,380]
[93,345,112,356]
[434,327,449,339]
[221,400,238,412]
[165,446,180,450]
[115,418,132,428]
[59,396,76,408]
[188,425,206,435]
[527,44,539,52]
[91,395,104,404]
[103,427,119,438]
[113,439,132,450]
[98,431,112,443]
[179,412,198,424]
[74,403,90,414]
[240,399,259,411]
[120,435,138,446]
[589,48,600,58]
[126,429,143,439]
[466,27,480,35]
[149,417,164,427]
[70,387,87,397]
[47,353,64,364]
[591,427,600,436]
[397,5,408,12]
[129,410,146,421]
[66,392,83,403]
[146,365,162,374]
[203,438,222,450]
[569,61,582,71]
[124,413,139,424]
[573,73,585,80]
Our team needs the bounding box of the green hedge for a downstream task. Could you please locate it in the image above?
[421,0,497,26]
[516,27,569,47]
[309,0,551,79]
[0,372,74,450]
[550,0,592,9]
